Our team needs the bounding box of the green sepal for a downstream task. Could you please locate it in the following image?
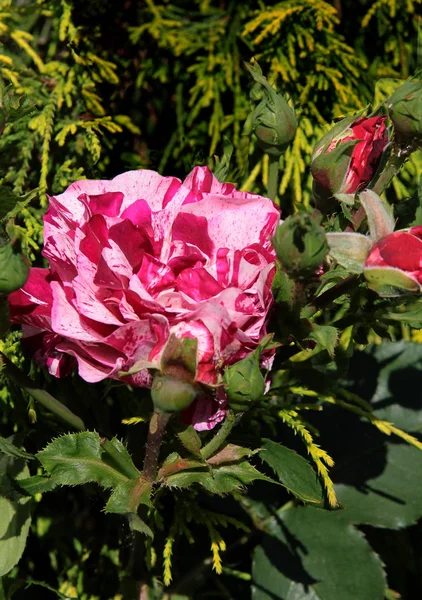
[364,266,421,297]
[326,232,372,273]
[360,189,395,241]
[312,113,360,158]
[160,333,198,379]
[311,139,359,195]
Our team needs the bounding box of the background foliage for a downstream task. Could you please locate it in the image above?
[0,0,421,598]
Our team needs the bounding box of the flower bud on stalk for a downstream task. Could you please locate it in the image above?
[311,114,388,204]
[245,62,297,157]
[272,212,329,278]
[151,373,199,413]
[387,79,422,142]
[224,349,266,413]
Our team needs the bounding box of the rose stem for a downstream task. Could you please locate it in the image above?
[143,409,172,481]
[0,351,86,432]
[304,275,359,318]
[200,409,237,460]
[267,155,280,202]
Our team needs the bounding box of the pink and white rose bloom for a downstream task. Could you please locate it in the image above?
[9,167,280,430]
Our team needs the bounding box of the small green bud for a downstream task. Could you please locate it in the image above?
[245,62,297,157]
[388,79,422,140]
[151,374,198,413]
[224,350,266,413]
[272,212,328,278]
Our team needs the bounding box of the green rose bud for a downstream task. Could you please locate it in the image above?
[223,348,266,413]
[387,79,422,140]
[151,374,199,413]
[272,212,328,278]
[245,62,297,157]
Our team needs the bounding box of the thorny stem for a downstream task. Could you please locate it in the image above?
[304,275,359,318]
[0,351,86,431]
[143,409,171,481]
[200,409,237,460]
[267,155,280,202]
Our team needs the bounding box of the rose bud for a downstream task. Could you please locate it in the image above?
[151,374,199,413]
[245,62,297,157]
[223,347,266,413]
[387,79,422,141]
[311,115,388,201]
[272,212,328,278]
[363,226,422,297]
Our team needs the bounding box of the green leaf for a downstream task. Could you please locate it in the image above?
[0,436,34,461]
[106,478,152,514]
[174,422,202,458]
[0,242,29,294]
[252,506,386,600]
[0,458,32,576]
[37,432,129,489]
[259,439,323,505]
[127,513,154,538]
[0,187,39,222]
[331,341,422,529]
[17,475,57,496]
[163,460,276,495]
[158,453,205,479]
[0,187,20,221]
[383,298,422,328]
[207,444,256,466]
[306,325,338,358]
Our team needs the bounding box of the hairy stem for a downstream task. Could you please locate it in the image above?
[200,410,237,460]
[267,155,280,202]
[143,409,171,481]
[304,275,359,318]
[0,352,86,431]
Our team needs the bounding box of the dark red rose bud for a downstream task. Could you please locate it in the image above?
[311,115,389,200]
